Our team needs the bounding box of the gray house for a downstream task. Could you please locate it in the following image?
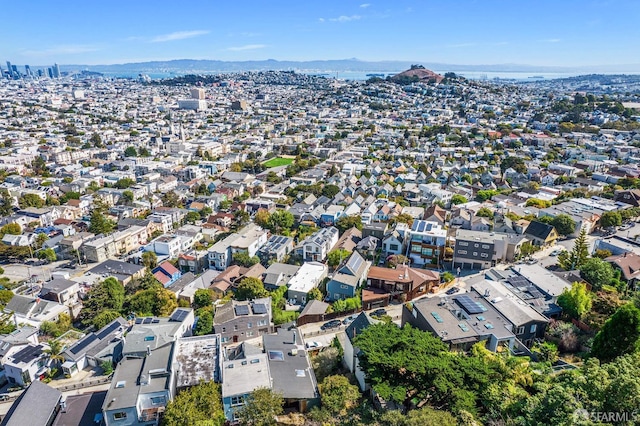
[213,298,273,346]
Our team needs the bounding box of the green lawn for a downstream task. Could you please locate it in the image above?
[263,157,294,168]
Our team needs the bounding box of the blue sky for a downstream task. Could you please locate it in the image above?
[2,0,639,67]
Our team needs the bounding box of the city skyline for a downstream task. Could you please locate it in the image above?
[1,0,639,69]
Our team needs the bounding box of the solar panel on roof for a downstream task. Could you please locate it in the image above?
[152,319,160,323]
[96,321,122,340]
[347,253,363,273]
[14,345,44,363]
[135,318,143,324]
[456,295,484,315]
[418,222,426,232]
[235,305,250,316]
[143,318,153,324]
[170,309,189,322]
[252,303,267,315]
[69,334,99,355]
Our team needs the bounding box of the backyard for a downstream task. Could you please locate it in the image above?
[263,156,294,168]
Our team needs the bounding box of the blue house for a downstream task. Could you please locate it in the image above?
[320,205,344,227]
[152,261,182,287]
[326,251,371,301]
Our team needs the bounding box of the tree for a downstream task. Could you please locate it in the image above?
[0,223,21,238]
[318,375,360,418]
[379,407,457,426]
[18,193,44,208]
[0,189,14,217]
[89,209,114,235]
[525,198,551,208]
[44,340,65,367]
[236,387,283,426]
[162,381,225,426]
[162,190,182,208]
[121,190,134,204]
[580,257,614,291]
[591,303,640,362]
[90,132,103,147]
[37,248,57,263]
[450,194,468,205]
[235,277,268,301]
[557,282,592,320]
[476,207,494,218]
[141,251,158,269]
[267,210,294,234]
[551,214,576,236]
[557,227,589,270]
[232,251,260,268]
[476,190,498,202]
[335,215,363,234]
[92,310,121,330]
[194,310,213,335]
[307,287,323,301]
[254,209,271,228]
[500,156,527,174]
[600,211,622,228]
[124,146,138,157]
[322,184,340,198]
[185,211,201,224]
[194,289,213,309]
[327,249,350,268]
[114,178,135,189]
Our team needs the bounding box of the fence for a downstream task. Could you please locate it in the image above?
[54,376,112,392]
[301,314,401,338]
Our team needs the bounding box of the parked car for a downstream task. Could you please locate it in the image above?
[320,320,341,330]
[0,394,9,401]
[370,308,387,318]
[342,315,357,326]
[550,249,562,256]
[446,286,460,295]
[305,341,323,350]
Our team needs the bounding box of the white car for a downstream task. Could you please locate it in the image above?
[305,341,323,350]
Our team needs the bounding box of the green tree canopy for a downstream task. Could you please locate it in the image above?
[0,189,14,217]
[194,289,214,310]
[114,177,135,189]
[327,249,350,268]
[267,210,294,233]
[591,303,640,362]
[236,387,284,426]
[322,184,340,198]
[318,375,360,418]
[557,227,589,270]
[124,146,138,157]
[89,209,115,235]
[600,211,622,228]
[232,251,260,268]
[450,194,468,205]
[194,310,213,336]
[161,381,225,426]
[551,214,576,236]
[0,223,21,238]
[557,282,592,320]
[580,257,614,291]
[335,215,363,234]
[141,251,158,269]
[235,277,268,301]
[18,193,44,209]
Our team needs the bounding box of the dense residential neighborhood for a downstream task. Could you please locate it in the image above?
[0,66,638,425]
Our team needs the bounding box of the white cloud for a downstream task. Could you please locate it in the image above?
[360,3,371,8]
[318,18,325,23]
[225,44,267,51]
[329,15,361,22]
[20,45,100,57]
[151,30,210,43]
[541,38,561,43]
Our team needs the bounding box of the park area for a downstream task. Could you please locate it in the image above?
[263,156,294,168]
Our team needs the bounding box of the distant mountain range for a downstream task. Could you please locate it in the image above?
[57,58,640,75]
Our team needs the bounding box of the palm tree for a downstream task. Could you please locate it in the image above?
[44,340,65,368]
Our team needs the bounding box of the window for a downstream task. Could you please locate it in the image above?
[458,241,468,246]
[530,324,537,333]
[150,396,165,405]
[422,248,432,256]
[113,412,127,420]
[411,244,421,253]
[473,252,478,256]
[234,324,238,331]
[516,326,525,335]
[221,337,229,343]
[482,244,490,249]
[458,250,467,255]
[340,284,349,289]
[247,331,254,337]
[231,396,245,406]
[390,244,399,251]
[480,253,488,258]
[247,322,252,329]
[257,320,267,326]
[222,327,226,333]
[474,243,479,248]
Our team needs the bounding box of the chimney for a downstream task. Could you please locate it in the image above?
[484,289,490,297]
[293,332,297,345]
[146,345,151,355]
